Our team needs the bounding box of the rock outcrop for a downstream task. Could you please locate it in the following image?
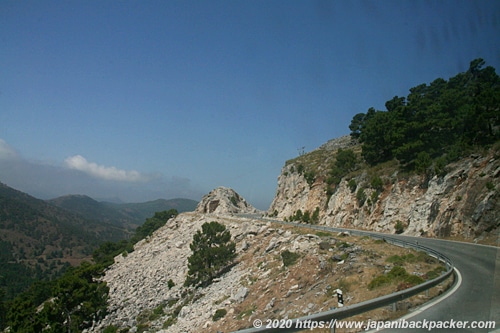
[195,186,259,215]
[269,138,499,241]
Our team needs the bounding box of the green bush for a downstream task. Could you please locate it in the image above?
[394,220,405,234]
[405,274,424,286]
[103,325,118,333]
[356,188,367,206]
[212,308,227,321]
[163,316,177,329]
[370,191,379,205]
[368,275,391,290]
[281,250,300,267]
[167,279,175,289]
[304,171,316,185]
[297,164,305,174]
[434,156,448,177]
[387,266,408,279]
[426,266,447,279]
[386,253,416,265]
[369,266,425,290]
[348,179,357,193]
[370,175,384,192]
[311,207,320,224]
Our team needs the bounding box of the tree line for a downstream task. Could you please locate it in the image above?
[349,58,499,171]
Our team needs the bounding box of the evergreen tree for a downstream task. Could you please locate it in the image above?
[184,222,236,287]
[350,58,500,169]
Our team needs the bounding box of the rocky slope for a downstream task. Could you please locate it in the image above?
[87,209,444,333]
[269,136,499,243]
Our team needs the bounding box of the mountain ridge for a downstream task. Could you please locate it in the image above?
[48,194,197,229]
[0,183,129,298]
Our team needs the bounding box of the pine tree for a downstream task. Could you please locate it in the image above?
[184,222,236,287]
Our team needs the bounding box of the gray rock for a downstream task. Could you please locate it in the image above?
[232,287,249,303]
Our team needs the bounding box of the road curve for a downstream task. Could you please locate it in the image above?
[382,234,499,332]
[248,216,499,332]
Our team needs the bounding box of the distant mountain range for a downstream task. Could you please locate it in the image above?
[0,182,198,299]
[48,195,198,229]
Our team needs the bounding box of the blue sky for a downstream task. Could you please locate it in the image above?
[1,0,499,210]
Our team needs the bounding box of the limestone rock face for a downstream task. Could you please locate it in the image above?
[269,140,499,240]
[195,186,259,215]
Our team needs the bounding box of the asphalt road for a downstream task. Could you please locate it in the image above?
[381,234,499,333]
[245,216,499,332]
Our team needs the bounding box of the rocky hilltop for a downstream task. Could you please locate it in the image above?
[195,186,259,215]
[269,136,499,242]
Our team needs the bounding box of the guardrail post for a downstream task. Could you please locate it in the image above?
[336,289,344,308]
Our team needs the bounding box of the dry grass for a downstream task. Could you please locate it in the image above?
[209,224,450,333]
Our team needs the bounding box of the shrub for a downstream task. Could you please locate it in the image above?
[387,266,408,279]
[394,220,405,234]
[167,279,175,289]
[415,151,432,174]
[386,253,417,265]
[348,179,357,193]
[356,188,367,206]
[404,274,424,286]
[163,316,176,329]
[297,164,305,174]
[103,325,118,333]
[434,156,448,177]
[311,207,320,224]
[302,210,311,223]
[368,275,391,290]
[370,175,384,192]
[426,266,447,279]
[281,250,300,267]
[212,308,227,321]
[304,171,316,186]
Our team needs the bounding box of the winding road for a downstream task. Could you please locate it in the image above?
[245,215,499,332]
[382,234,499,332]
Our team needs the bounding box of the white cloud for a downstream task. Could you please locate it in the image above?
[64,155,147,182]
[0,139,18,160]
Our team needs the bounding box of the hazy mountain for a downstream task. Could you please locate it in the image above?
[49,195,198,228]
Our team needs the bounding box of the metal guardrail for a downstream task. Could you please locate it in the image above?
[231,219,455,333]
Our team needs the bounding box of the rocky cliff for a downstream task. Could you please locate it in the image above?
[269,136,499,242]
[195,186,259,215]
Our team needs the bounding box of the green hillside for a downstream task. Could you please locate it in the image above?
[0,183,128,299]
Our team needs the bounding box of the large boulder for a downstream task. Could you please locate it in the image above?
[196,187,258,215]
